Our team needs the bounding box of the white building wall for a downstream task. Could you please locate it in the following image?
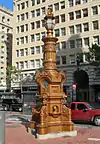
[0,6,13,91]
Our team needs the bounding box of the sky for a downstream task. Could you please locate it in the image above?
[0,0,13,11]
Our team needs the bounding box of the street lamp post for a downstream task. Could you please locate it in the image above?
[76,55,81,101]
[72,84,77,102]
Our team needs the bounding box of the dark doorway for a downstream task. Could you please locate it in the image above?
[73,70,89,101]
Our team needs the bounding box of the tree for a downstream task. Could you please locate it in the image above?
[76,44,100,67]
[6,65,21,91]
[34,67,43,80]
[84,44,100,67]
[76,53,83,67]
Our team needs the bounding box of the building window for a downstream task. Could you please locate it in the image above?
[21,14,24,21]
[54,3,59,11]
[25,24,28,31]
[84,37,89,47]
[31,0,35,6]
[25,36,28,43]
[69,12,74,20]
[92,6,98,15]
[7,18,10,24]
[76,24,82,33]
[21,25,24,32]
[61,14,65,22]
[61,41,66,49]
[2,16,5,23]
[55,29,60,37]
[21,3,25,9]
[1,46,4,54]
[56,56,60,65]
[2,26,5,31]
[20,62,24,69]
[36,59,40,67]
[55,16,59,24]
[42,0,45,2]
[83,8,88,17]
[16,50,19,57]
[1,56,4,59]
[82,0,87,4]
[69,26,74,34]
[25,48,28,56]
[36,21,40,28]
[56,43,60,51]
[17,27,19,33]
[60,1,65,9]
[42,20,45,27]
[41,7,45,15]
[30,47,34,55]
[25,61,28,69]
[42,45,44,53]
[83,23,89,31]
[31,10,35,17]
[76,39,82,48]
[20,49,24,56]
[17,15,20,22]
[70,55,75,64]
[61,27,66,36]
[36,9,40,16]
[41,32,45,38]
[37,0,40,4]
[16,38,19,45]
[36,46,40,54]
[61,56,66,64]
[93,36,99,45]
[75,10,81,19]
[16,62,19,69]
[7,28,10,33]
[31,22,34,30]
[75,0,81,5]
[36,33,40,41]
[25,12,28,19]
[1,35,4,42]
[26,1,28,8]
[30,60,35,68]
[69,40,75,48]
[20,37,24,44]
[31,34,35,42]
[68,0,73,7]
[93,21,99,30]
[17,4,20,11]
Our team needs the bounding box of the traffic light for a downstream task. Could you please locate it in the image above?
[72,84,76,90]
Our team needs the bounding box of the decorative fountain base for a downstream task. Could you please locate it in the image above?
[37,130,77,140]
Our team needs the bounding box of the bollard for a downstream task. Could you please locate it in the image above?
[0,111,5,144]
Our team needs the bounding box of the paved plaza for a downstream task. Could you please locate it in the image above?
[6,121,100,144]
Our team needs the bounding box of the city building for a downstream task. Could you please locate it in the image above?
[0,6,13,92]
[12,0,100,102]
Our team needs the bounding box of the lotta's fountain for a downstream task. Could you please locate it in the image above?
[28,8,77,139]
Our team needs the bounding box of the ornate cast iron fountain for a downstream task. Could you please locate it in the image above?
[29,8,75,138]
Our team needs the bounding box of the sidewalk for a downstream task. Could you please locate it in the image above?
[6,122,100,144]
[6,123,37,144]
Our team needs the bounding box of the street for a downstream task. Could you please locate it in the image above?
[5,112,100,144]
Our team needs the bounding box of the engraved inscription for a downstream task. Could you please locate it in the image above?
[52,86,59,93]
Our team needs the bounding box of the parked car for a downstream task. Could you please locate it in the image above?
[2,98,22,112]
[68,101,100,126]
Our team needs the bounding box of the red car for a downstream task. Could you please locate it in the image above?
[69,101,100,126]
